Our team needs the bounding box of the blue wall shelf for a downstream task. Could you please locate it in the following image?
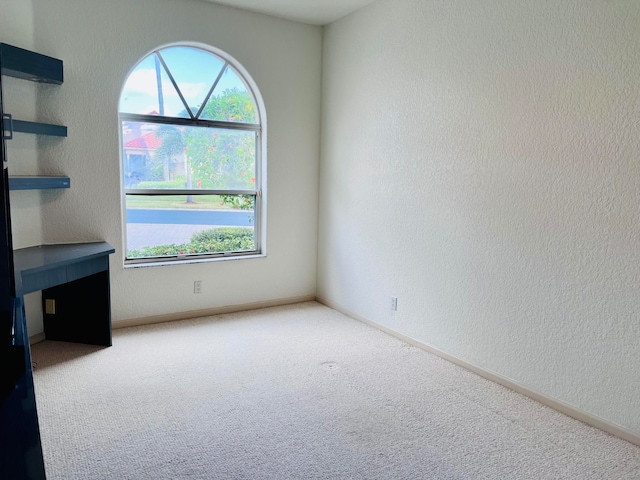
[0,43,63,84]
[4,119,67,137]
[8,176,70,191]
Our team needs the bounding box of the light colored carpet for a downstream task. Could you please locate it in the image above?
[32,302,640,479]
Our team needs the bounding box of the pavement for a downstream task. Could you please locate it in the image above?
[126,223,232,251]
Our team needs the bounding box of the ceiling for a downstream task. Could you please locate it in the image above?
[204,0,378,25]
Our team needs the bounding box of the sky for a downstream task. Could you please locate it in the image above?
[119,46,252,118]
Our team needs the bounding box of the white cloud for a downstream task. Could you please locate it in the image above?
[123,68,206,100]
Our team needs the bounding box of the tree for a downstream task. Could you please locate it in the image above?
[202,87,257,124]
[187,88,257,209]
[153,125,185,183]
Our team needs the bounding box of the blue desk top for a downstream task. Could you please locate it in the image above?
[13,242,115,295]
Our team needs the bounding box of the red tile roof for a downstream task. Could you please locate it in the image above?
[124,131,162,149]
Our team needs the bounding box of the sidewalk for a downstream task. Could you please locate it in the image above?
[126,223,226,251]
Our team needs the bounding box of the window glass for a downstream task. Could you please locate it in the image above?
[157,47,226,117]
[201,66,258,123]
[125,194,256,259]
[120,54,189,117]
[123,121,256,191]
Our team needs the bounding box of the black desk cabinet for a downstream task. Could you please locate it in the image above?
[15,242,115,347]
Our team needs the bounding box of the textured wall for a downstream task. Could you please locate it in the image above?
[319,0,640,433]
[26,0,321,322]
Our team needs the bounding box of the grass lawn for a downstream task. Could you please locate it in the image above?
[126,195,236,210]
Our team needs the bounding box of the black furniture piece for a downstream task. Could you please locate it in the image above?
[15,242,115,346]
[1,43,114,479]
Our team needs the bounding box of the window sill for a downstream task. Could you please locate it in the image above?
[123,252,266,269]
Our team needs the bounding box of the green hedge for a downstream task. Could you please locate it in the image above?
[127,227,254,258]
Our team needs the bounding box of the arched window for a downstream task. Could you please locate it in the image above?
[119,45,264,264]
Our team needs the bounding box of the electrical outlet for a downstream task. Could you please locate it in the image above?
[391,296,398,311]
[194,280,202,294]
[45,299,56,315]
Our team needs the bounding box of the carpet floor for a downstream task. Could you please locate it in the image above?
[31,302,640,479]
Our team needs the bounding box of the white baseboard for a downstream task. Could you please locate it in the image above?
[113,294,316,329]
[29,332,46,346]
[316,296,640,448]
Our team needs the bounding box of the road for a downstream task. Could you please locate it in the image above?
[126,208,254,226]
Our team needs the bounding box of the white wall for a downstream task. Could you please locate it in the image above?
[22,0,321,323]
[319,0,640,434]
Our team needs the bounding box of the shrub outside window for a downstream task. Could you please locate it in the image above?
[119,45,264,264]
